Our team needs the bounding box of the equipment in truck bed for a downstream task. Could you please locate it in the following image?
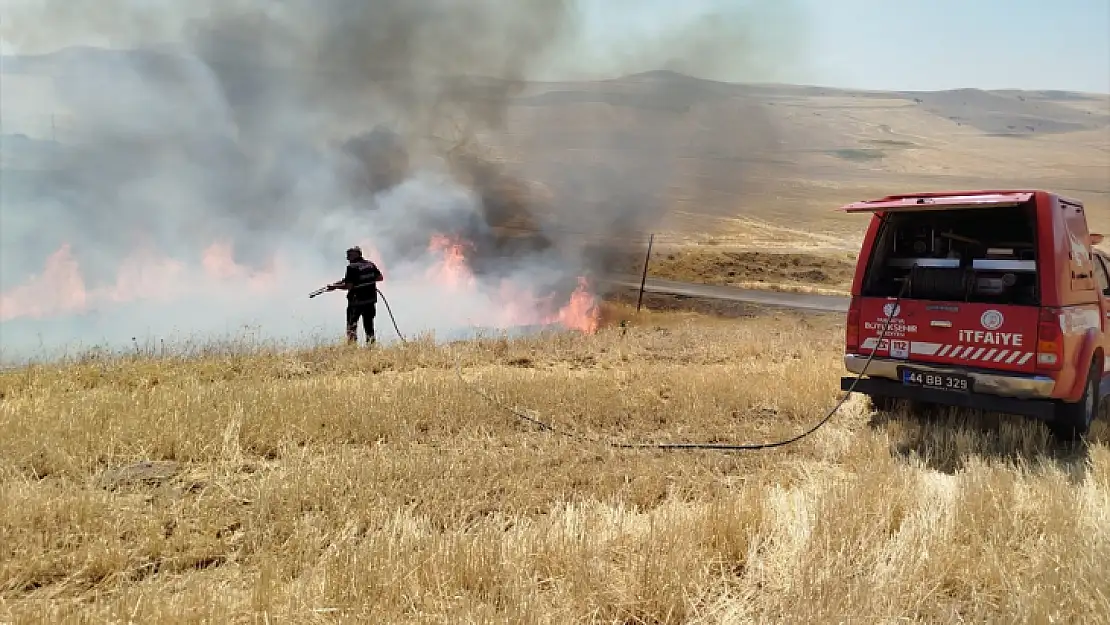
[839,189,1109,441]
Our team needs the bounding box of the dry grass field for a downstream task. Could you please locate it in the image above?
[502,70,1110,290]
[2,302,1108,624]
[2,52,1108,623]
[500,71,1110,237]
[640,248,856,296]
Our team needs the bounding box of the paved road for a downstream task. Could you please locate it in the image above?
[600,275,850,314]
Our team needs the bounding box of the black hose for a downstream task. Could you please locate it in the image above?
[376,287,406,342]
[453,274,911,452]
[370,258,908,452]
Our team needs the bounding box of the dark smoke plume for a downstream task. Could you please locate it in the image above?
[0,0,802,357]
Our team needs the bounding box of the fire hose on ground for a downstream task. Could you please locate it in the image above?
[308,276,910,452]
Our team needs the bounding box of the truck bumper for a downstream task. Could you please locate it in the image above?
[842,354,1059,420]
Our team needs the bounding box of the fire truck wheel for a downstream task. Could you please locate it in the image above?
[1050,359,1099,443]
[869,395,900,412]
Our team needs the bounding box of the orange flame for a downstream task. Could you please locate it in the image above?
[0,244,88,321]
[0,240,281,322]
[201,241,242,280]
[422,234,600,333]
[0,234,599,336]
[200,241,281,291]
[105,244,191,303]
[550,277,601,334]
[425,235,477,290]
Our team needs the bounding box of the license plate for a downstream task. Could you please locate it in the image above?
[899,367,970,392]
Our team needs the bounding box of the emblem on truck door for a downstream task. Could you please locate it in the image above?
[980,310,1004,330]
[883,303,901,318]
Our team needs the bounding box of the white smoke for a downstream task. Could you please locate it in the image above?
[0,169,570,364]
[0,0,805,364]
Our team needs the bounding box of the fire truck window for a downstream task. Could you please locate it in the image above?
[1096,255,1110,294]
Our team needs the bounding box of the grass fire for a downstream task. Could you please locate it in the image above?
[0,226,603,345]
[2,0,1108,622]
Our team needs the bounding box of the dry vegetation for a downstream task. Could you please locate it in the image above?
[584,232,858,299]
[4,53,1108,624]
[1,302,1108,624]
[643,248,856,296]
[501,73,1110,240]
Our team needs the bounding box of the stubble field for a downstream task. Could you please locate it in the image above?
[1,302,1107,624]
[3,48,1109,625]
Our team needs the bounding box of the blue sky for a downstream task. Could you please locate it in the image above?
[577,0,1110,93]
[1,0,1108,93]
[798,0,1110,93]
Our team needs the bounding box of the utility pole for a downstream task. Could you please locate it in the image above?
[636,233,655,313]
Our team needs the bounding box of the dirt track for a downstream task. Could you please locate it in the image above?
[600,275,850,313]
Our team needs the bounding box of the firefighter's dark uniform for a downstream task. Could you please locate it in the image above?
[341,257,384,343]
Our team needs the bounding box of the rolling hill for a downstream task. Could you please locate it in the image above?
[498,69,1110,239]
[3,47,1108,243]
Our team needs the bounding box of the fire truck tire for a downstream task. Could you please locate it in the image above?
[869,394,900,412]
[1050,359,1099,443]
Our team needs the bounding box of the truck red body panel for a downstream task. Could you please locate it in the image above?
[839,189,1109,439]
[840,191,1034,213]
[856,298,1040,374]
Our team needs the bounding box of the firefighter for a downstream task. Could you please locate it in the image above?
[326,246,384,344]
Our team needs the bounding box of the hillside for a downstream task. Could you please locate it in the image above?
[3,47,1108,243]
[498,70,1110,239]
